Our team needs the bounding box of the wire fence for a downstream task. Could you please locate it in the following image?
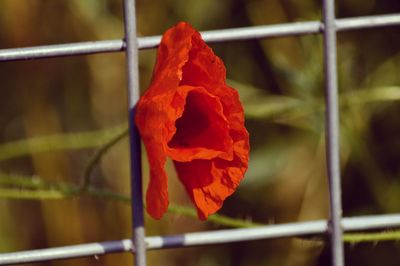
[0,0,400,265]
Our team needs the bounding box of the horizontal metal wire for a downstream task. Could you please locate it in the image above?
[0,14,399,62]
[1,214,400,265]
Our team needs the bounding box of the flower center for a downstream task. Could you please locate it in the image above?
[167,89,233,162]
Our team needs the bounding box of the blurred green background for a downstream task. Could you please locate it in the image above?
[0,0,400,265]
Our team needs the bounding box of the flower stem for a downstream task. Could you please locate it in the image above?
[343,230,400,243]
[2,173,400,244]
[0,188,71,199]
[81,127,128,190]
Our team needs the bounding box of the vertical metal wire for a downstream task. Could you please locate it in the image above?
[322,0,345,265]
[122,0,147,265]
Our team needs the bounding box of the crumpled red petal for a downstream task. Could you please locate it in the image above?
[135,22,249,220]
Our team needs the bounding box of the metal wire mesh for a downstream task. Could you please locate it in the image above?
[0,0,400,265]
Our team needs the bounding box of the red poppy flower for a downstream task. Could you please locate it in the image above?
[135,22,250,220]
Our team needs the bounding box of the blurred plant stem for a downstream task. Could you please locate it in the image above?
[0,173,399,243]
[344,231,400,243]
[0,173,259,228]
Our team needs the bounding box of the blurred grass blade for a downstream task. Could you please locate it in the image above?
[236,84,400,120]
[0,124,127,161]
[245,96,308,119]
[341,86,400,106]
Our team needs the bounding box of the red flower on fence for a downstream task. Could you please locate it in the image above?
[135,22,250,220]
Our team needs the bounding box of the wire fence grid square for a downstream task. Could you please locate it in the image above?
[0,0,400,265]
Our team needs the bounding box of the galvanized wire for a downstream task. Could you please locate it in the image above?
[122,0,147,265]
[322,0,345,265]
[1,214,400,265]
[0,14,399,61]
